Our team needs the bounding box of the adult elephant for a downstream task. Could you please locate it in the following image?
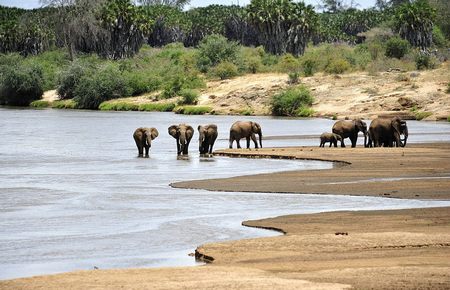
[229,121,262,149]
[133,127,159,157]
[368,117,408,147]
[168,124,194,155]
[198,124,218,154]
[332,118,368,148]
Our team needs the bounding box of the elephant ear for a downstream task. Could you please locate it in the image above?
[168,125,178,138]
[251,122,260,132]
[391,119,402,137]
[197,125,203,132]
[150,128,159,140]
[186,125,194,136]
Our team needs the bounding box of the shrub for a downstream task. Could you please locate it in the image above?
[447,115,450,122]
[138,102,176,112]
[367,41,384,60]
[0,65,44,106]
[51,99,77,109]
[57,63,88,100]
[173,105,212,115]
[178,89,199,105]
[73,65,130,109]
[277,54,299,73]
[30,100,50,108]
[297,107,314,117]
[288,72,300,84]
[197,34,239,72]
[385,37,409,59]
[211,61,239,80]
[325,59,350,74]
[415,52,437,70]
[98,102,139,111]
[271,85,314,116]
[123,72,153,96]
[301,59,316,76]
[414,111,432,120]
[432,26,447,47]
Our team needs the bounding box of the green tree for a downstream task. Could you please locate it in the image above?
[248,0,318,56]
[393,0,436,48]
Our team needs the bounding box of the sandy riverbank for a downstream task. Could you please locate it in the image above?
[1,143,449,289]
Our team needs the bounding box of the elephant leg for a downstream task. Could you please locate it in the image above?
[329,141,332,148]
[340,137,345,147]
[184,139,191,155]
[251,134,258,148]
[176,141,181,155]
[320,141,324,147]
[236,139,241,149]
[134,138,143,156]
[246,137,251,149]
[333,140,338,147]
[351,135,357,148]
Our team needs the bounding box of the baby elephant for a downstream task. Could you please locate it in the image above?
[133,127,159,157]
[198,124,218,154]
[320,132,342,148]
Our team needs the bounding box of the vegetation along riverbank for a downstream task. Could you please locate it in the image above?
[0,0,449,120]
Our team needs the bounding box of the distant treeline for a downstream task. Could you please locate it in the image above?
[1,0,445,59]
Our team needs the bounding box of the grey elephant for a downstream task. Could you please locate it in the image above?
[198,124,218,154]
[332,118,368,148]
[133,127,159,157]
[368,117,408,147]
[168,124,194,155]
[319,132,342,147]
[229,121,262,149]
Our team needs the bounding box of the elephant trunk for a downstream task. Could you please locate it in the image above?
[363,131,368,148]
[146,135,152,148]
[401,125,408,147]
[258,132,262,148]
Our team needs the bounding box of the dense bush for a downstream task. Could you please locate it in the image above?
[211,61,239,80]
[325,59,351,74]
[415,52,437,70]
[73,65,130,109]
[0,64,44,106]
[271,85,314,116]
[30,100,50,108]
[178,89,199,105]
[173,105,212,115]
[98,102,139,111]
[197,34,239,72]
[432,26,447,47]
[57,63,88,100]
[385,37,409,59]
[138,102,176,112]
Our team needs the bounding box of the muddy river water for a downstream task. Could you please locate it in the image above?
[1,108,450,279]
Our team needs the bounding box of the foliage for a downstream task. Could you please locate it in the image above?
[288,72,300,84]
[178,88,199,104]
[277,54,300,73]
[197,34,239,72]
[325,58,351,74]
[0,63,44,106]
[138,102,176,111]
[30,100,50,108]
[392,0,436,48]
[57,61,90,99]
[301,59,316,76]
[73,64,130,109]
[415,52,437,70]
[98,102,139,111]
[271,85,314,116]
[385,37,409,59]
[211,61,239,80]
[432,26,447,47]
[297,107,315,117]
[173,105,212,115]
[248,0,318,56]
[414,110,432,120]
[51,99,77,109]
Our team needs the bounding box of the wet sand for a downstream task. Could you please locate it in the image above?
[1,143,450,289]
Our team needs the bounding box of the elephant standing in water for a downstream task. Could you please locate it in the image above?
[319,132,342,147]
[198,124,218,154]
[229,121,262,149]
[168,124,194,155]
[133,127,159,157]
[368,117,408,147]
[332,119,368,147]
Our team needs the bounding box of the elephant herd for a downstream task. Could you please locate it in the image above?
[321,116,408,148]
[133,121,262,157]
[133,116,408,157]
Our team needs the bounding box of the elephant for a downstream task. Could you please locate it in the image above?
[133,127,159,157]
[229,121,262,149]
[368,117,408,147]
[332,118,368,148]
[168,124,194,155]
[319,132,342,147]
[198,124,218,154]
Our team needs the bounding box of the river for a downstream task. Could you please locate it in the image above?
[1,108,450,279]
